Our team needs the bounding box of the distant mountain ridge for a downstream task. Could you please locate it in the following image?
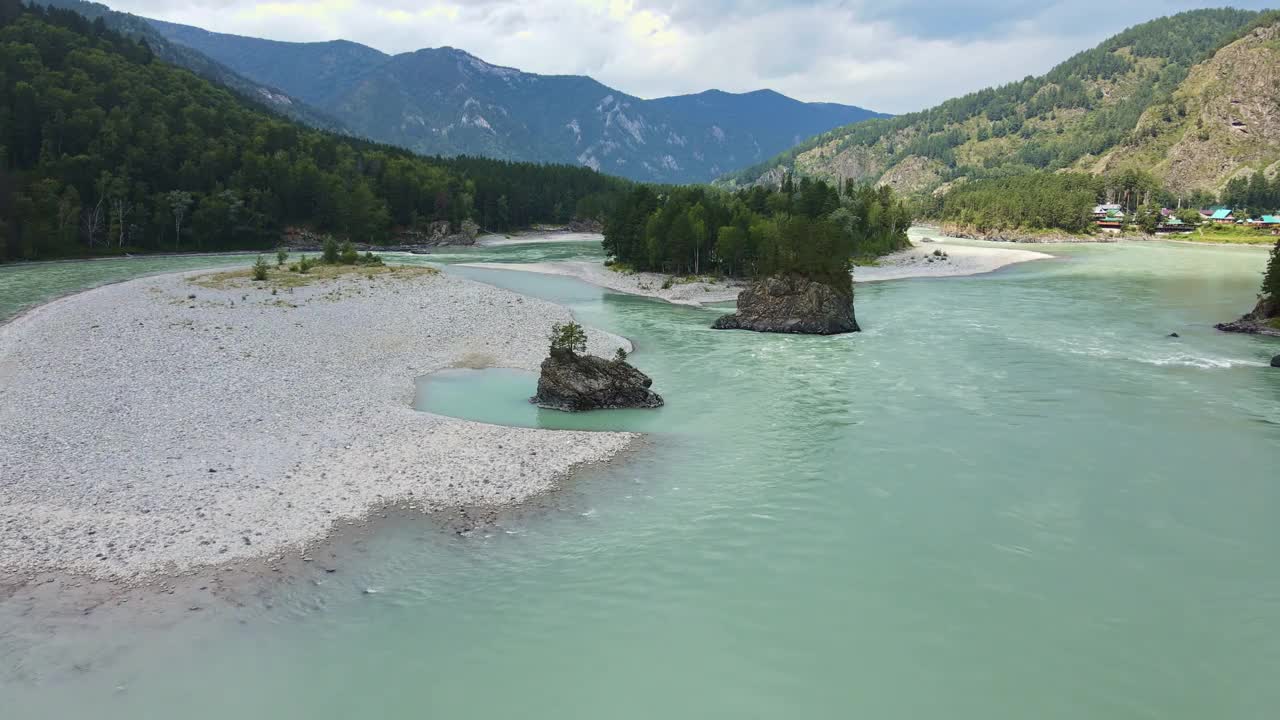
[722,8,1269,198]
[144,18,888,183]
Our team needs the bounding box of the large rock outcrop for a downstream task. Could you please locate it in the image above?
[712,275,858,335]
[531,350,664,412]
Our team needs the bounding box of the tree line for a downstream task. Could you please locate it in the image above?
[931,168,1280,234]
[604,176,912,288]
[0,2,628,260]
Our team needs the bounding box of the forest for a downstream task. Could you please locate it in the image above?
[0,1,628,260]
[932,168,1280,234]
[604,176,912,287]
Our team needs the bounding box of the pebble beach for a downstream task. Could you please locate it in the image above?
[0,267,634,583]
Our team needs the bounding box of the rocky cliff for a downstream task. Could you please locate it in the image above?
[1093,20,1280,195]
[712,275,858,335]
[531,350,664,412]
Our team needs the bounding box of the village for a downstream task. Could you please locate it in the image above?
[1092,203,1280,237]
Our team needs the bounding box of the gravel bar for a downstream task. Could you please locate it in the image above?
[0,268,634,583]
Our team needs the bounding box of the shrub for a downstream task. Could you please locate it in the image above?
[321,236,339,264]
[251,255,270,281]
[339,240,359,265]
[661,277,674,290]
[359,251,384,266]
[548,321,588,356]
[296,254,314,274]
[276,247,289,267]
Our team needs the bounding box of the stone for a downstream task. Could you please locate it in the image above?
[531,349,664,412]
[1271,354,1279,368]
[712,274,858,335]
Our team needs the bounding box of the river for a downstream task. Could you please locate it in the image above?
[3,234,1278,719]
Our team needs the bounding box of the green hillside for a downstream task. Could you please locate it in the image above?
[722,9,1262,199]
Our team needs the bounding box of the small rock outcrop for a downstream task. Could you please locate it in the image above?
[1215,297,1280,337]
[531,349,663,412]
[712,275,858,335]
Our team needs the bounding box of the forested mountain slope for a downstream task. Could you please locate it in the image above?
[144,17,887,184]
[33,0,344,130]
[0,1,627,260]
[722,9,1262,197]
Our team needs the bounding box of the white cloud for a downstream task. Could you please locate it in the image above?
[110,0,1275,113]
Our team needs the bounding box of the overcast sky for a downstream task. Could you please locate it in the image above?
[112,0,1274,114]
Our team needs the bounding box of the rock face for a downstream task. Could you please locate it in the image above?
[712,275,858,335]
[531,350,664,412]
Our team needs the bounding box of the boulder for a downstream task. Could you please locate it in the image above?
[712,275,858,335]
[1272,354,1279,368]
[531,349,663,412]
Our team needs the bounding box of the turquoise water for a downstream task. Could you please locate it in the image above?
[4,236,1280,719]
[416,367,667,431]
[0,253,258,320]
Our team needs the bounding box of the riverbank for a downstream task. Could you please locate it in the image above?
[921,223,1112,244]
[0,266,636,584]
[459,238,1052,305]
[476,231,605,247]
[457,260,745,305]
[856,238,1053,282]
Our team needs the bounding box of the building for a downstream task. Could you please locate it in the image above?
[1096,209,1125,232]
[1155,216,1193,234]
[1092,204,1122,219]
[1210,208,1236,224]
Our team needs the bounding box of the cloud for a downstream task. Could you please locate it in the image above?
[110,0,1275,114]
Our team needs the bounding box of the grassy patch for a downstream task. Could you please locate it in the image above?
[1179,226,1278,245]
[604,260,636,275]
[1267,317,1280,330]
[191,263,437,290]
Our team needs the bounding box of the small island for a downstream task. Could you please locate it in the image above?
[531,322,664,411]
[602,176,910,335]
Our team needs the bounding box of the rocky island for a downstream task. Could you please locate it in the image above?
[712,274,858,335]
[531,322,664,411]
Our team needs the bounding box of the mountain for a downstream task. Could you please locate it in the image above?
[144,18,888,184]
[721,9,1264,197]
[1090,16,1280,195]
[0,2,628,260]
[31,0,344,131]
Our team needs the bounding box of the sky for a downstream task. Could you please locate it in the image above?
[111,0,1276,114]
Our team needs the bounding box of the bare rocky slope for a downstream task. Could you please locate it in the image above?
[1092,21,1280,195]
